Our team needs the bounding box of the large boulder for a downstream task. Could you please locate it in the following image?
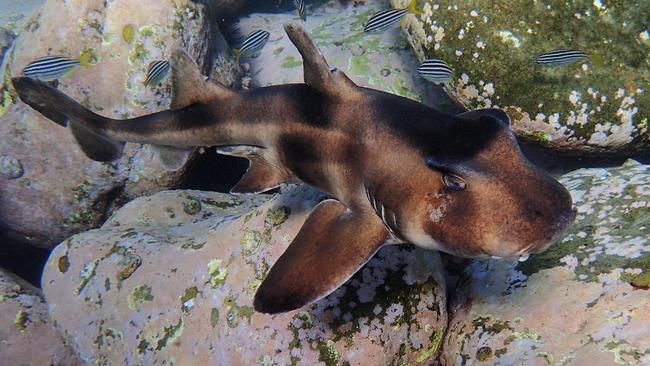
[0,267,80,365]
[0,0,239,248]
[237,1,459,111]
[42,187,448,365]
[441,160,650,365]
[394,0,649,155]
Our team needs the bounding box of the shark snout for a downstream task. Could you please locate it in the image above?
[527,206,576,255]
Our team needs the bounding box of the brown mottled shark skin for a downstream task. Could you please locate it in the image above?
[12,23,575,314]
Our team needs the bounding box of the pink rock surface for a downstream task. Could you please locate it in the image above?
[42,188,447,365]
[0,268,80,366]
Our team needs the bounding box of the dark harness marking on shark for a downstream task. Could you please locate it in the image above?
[12,22,575,314]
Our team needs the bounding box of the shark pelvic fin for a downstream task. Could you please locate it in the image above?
[283,23,360,99]
[170,48,235,109]
[218,146,294,194]
[150,145,194,171]
[254,200,389,314]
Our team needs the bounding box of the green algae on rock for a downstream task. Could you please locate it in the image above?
[395,0,649,155]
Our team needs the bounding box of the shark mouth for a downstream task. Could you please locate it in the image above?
[365,187,403,241]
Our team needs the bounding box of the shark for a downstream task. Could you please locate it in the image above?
[12,23,575,314]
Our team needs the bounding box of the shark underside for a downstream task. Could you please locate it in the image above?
[12,23,575,314]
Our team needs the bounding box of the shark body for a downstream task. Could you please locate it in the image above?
[12,23,575,314]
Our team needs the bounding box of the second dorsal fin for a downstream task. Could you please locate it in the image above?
[170,48,235,109]
[283,23,360,99]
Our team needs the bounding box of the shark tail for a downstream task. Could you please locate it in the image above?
[11,76,125,162]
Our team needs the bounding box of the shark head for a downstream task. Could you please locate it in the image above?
[368,106,576,260]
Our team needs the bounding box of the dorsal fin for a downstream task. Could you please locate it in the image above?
[283,23,360,99]
[170,48,235,109]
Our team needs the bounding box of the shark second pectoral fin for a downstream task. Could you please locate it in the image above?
[230,158,291,194]
[218,145,294,194]
[150,145,194,171]
[253,200,389,314]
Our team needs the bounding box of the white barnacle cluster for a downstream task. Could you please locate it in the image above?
[585,88,641,146]
[453,73,497,109]
[496,30,521,48]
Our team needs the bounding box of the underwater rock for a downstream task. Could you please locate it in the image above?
[394,0,649,155]
[42,188,448,365]
[0,268,81,366]
[237,1,462,110]
[0,0,239,248]
[441,160,650,365]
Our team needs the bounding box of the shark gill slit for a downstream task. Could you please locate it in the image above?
[365,187,402,240]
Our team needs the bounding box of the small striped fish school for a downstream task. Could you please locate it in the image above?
[417,59,453,84]
[534,49,588,67]
[363,0,421,33]
[21,56,80,81]
[144,60,171,87]
[295,0,306,21]
[234,30,270,61]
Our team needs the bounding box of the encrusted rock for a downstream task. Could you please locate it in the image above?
[0,0,238,248]
[441,160,650,365]
[42,188,448,365]
[394,0,649,155]
[0,268,80,365]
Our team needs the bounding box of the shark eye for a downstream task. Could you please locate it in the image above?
[442,174,466,191]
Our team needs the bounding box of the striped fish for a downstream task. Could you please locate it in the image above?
[295,0,306,21]
[534,49,588,67]
[21,56,80,81]
[417,59,453,84]
[363,0,420,33]
[236,30,270,60]
[363,8,408,33]
[144,60,170,86]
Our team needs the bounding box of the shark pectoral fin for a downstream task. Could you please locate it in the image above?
[170,48,235,109]
[150,145,194,171]
[283,23,360,99]
[457,108,511,126]
[254,200,389,314]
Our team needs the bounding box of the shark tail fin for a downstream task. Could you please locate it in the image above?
[170,47,235,109]
[11,76,125,162]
